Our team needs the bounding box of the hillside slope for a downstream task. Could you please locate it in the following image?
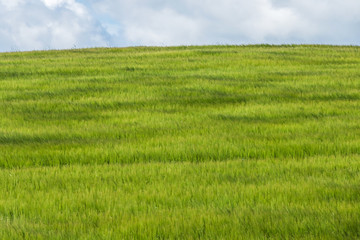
[0,45,359,239]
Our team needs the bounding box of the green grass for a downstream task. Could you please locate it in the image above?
[0,45,359,239]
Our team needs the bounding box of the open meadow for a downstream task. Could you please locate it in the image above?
[0,45,359,239]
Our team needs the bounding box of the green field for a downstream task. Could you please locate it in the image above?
[0,45,359,239]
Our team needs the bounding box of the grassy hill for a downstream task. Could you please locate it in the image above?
[0,45,359,239]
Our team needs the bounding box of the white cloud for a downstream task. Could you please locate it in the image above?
[0,0,108,52]
[122,8,202,45]
[41,0,66,9]
[0,0,360,51]
[89,0,360,46]
[42,0,87,17]
[0,0,24,10]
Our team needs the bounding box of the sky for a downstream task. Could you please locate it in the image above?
[0,0,359,52]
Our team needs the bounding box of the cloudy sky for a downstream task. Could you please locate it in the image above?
[0,0,359,52]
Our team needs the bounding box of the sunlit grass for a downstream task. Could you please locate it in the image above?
[1,156,360,239]
[0,45,359,239]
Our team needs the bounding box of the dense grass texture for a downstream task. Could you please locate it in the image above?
[0,45,359,239]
